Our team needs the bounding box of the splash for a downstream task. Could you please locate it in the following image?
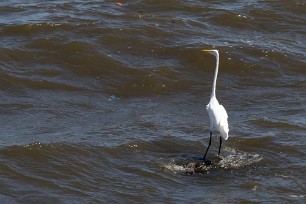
[162,149,262,174]
[163,159,213,174]
[218,151,262,169]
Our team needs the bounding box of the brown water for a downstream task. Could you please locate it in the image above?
[0,0,306,203]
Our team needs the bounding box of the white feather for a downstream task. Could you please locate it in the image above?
[206,97,229,140]
[204,49,229,140]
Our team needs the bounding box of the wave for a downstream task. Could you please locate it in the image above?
[0,138,263,178]
[251,117,306,131]
[0,71,85,92]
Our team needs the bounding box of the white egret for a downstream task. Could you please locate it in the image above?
[202,49,229,161]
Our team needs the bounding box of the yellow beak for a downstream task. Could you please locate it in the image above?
[201,49,214,52]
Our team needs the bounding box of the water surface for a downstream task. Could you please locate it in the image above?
[0,0,305,203]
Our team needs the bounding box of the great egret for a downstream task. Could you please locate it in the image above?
[202,49,229,161]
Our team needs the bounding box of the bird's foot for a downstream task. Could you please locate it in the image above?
[217,153,224,159]
[204,160,212,165]
[203,157,212,165]
[215,155,223,163]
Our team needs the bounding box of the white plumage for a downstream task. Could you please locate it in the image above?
[206,96,229,140]
[202,49,229,160]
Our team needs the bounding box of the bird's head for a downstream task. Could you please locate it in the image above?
[201,49,219,58]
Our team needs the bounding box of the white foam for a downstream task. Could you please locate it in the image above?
[162,150,262,174]
[289,194,305,198]
[218,153,262,169]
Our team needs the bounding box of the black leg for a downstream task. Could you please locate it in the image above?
[218,136,222,157]
[203,131,212,160]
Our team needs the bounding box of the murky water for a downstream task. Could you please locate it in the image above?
[0,0,305,203]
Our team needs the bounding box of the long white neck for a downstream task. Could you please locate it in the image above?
[211,51,219,98]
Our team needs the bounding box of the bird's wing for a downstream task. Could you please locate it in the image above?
[218,104,229,140]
